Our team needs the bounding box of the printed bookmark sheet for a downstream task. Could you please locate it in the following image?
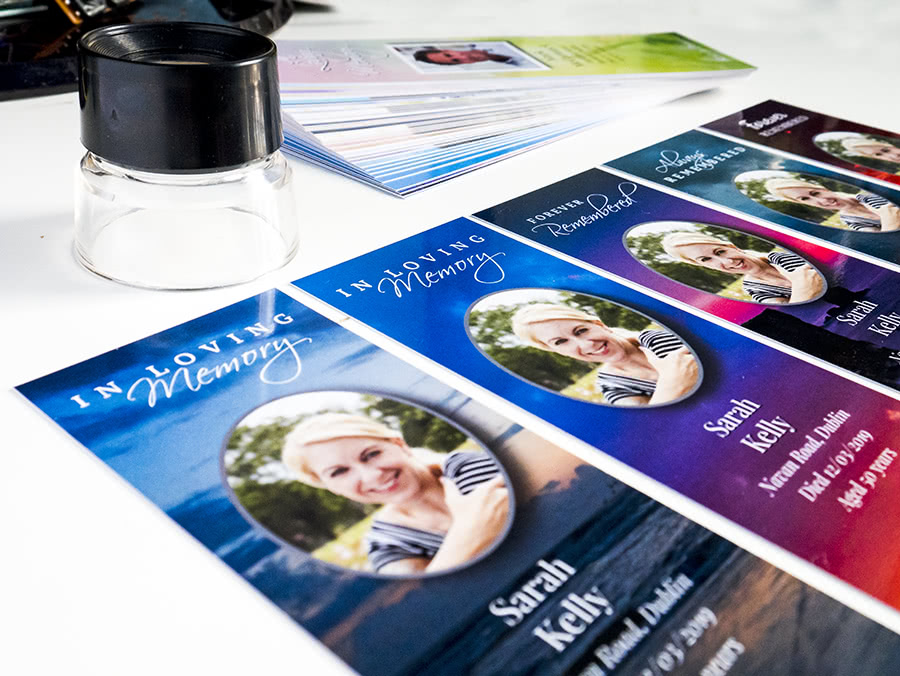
[701,99,900,187]
[14,289,900,675]
[606,129,900,268]
[474,167,900,395]
[293,219,900,613]
[17,99,900,675]
[277,33,753,91]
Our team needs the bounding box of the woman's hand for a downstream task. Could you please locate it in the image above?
[426,475,510,572]
[782,264,824,303]
[872,202,900,232]
[643,346,699,405]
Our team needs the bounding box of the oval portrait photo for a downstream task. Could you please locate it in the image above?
[624,221,827,305]
[733,169,900,233]
[814,132,900,175]
[223,391,513,577]
[466,288,702,407]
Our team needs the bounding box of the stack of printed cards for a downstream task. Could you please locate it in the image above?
[276,34,754,195]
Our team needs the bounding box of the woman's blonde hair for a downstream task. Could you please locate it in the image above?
[511,303,611,351]
[764,176,824,201]
[661,231,740,264]
[282,413,404,487]
[841,136,891,156]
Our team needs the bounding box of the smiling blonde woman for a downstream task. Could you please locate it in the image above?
[511,303,699,406]
[661,232,823,304]
[282,413,509,575]
[764,177,900,232]
[841,137,900,166]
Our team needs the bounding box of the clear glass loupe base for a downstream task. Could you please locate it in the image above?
[74,152,299,290]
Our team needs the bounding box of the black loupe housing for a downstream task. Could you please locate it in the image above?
[78,22,283,173]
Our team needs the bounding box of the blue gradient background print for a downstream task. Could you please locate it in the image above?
[295,219,900,609]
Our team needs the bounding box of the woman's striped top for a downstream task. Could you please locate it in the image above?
[365,450,501,572]
[741,251,807,303]
[840,193,890,231]
[595,329,684,405]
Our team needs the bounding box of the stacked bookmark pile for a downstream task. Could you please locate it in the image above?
[276,33,753,196]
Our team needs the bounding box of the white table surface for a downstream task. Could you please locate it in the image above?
[3,1,900,673]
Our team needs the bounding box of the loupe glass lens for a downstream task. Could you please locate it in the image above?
[75,23,298,289]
